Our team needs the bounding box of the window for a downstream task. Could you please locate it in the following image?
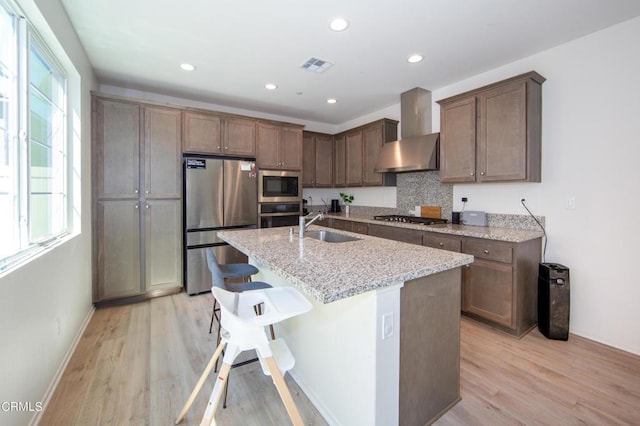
[0,0,69,272]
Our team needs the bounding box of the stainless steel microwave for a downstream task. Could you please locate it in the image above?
[258,170,302,203]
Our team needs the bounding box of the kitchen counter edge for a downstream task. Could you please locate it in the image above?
[218,227,473,304]
[324,213,543,243]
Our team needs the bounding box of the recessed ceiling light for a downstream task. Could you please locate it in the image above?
[329,17,349,32]
[407,55,423,64]
[180,63,195,71]
[265,83,277,90]
[327,98,337,104]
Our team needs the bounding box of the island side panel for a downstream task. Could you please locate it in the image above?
[399,268,462,426]
[254,259,402,426]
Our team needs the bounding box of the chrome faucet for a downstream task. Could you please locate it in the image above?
[299,212,325,238]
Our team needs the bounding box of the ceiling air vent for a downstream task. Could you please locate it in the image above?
[301,57,333,73]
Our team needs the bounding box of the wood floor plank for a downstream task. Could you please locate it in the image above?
[41,292,640,426]
[435,318,640,425]
[115,301,150,425]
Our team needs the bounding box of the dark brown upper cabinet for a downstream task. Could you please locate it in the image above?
[437,71,545,183]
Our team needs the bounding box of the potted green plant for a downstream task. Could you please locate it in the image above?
[339,192,354,215]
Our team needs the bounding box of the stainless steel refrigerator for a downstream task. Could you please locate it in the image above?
[184,157,257,295]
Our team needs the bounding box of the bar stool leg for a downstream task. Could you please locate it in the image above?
[209,298,218,334]
[175,341,226,424]
[263,356,304,426]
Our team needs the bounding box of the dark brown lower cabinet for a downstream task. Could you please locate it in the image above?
[368,223,423,245]
[462,258,514,328]
[460,236,541,337]
[323,218,541,337]
[331,219,354,232]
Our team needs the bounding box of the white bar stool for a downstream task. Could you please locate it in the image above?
[176,285,312,426]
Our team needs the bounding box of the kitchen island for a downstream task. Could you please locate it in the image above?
[218,226,473,426]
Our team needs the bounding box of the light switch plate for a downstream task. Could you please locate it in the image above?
[382,312,393,340]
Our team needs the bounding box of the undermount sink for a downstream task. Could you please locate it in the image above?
[305,230,362,243]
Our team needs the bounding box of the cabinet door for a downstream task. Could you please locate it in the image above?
[144,106,182,198]
[362,123,384,186]
[302,132,315,187]
[281,127,303,170]
[477,81,527,181]
[439,97,477,183]
[423,232,462,252]
[315,134,333,187]
[144,199,182,291]
[224,116,256,157]
[462,259,514,328]
[94,98,140,198]
[96,200,142,300]
[183,111,222,154]
[345,130,363,186]
[334,134,346,187]
[257,123,281,169]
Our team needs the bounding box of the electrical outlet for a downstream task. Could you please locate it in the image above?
[461,197,468,203]
[382,313,393,340]
[566,197,576,210]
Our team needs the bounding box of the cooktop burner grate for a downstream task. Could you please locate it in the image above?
[373,215,448,225]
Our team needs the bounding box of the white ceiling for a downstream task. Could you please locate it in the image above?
[61,0,640,125]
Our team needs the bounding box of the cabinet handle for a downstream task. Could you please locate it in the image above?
[145,190,149,194]
[145,204,150,209]
[483,249,489,254]
[135,204,139,209]
[217,145,221,150]
[439,242,445,247]
[134,189,139,194]
[480,171,485,176]
[470,172,475,176]
[225,146,229,150]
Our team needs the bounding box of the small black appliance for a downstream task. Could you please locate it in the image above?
[538,263,570,340]
[330,199,341,213]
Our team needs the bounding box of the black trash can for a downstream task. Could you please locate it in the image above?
[538,263,570,340]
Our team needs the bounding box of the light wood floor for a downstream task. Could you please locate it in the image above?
[41,291,640,425]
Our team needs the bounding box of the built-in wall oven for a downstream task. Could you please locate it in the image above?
[257,170,302,227]
[259,202,301,228]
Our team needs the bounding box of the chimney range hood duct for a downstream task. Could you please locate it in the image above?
[374,87,440,173]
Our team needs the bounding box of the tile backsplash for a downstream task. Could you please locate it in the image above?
[396,170,453,220]
[305,170,544,232]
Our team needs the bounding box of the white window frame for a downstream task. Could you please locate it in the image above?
[0,0,71,273]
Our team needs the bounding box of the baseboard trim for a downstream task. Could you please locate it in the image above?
[29,305,96,426]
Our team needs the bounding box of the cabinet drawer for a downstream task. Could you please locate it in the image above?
[332,219,353,232]
[463,239,513,264]
[352,223,369,235]
[423,232,462,252]
[368,224,422,245]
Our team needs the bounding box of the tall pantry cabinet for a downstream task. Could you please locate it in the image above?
[92,95,183,303]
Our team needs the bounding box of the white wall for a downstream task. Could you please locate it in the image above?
[0,0,97,424]
[432,17,640,355]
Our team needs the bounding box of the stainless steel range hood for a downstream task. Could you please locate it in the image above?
[374,87,439,173]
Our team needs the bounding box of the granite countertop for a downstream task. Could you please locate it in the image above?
[325,213,543,243]
[218,226,473,304]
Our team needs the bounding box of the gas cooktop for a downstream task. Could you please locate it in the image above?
[373,215,448,225]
